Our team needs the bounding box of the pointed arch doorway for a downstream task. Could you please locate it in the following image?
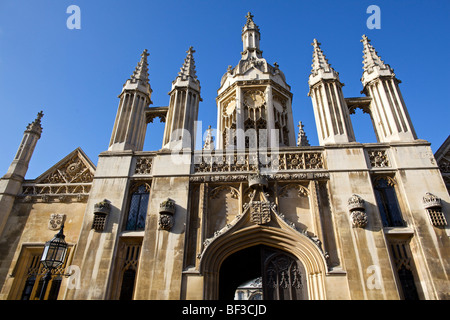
[219,245,307,300]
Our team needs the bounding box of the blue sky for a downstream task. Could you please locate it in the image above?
[0,0,449,179]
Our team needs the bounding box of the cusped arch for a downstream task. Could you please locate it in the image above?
[278,183,309,197]
[199,224,328,300]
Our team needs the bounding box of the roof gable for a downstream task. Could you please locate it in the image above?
[34,147,96,184]
[435,135,450,163]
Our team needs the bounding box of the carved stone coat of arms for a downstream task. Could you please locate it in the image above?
[250,201,271,225]
[48,213,66,230]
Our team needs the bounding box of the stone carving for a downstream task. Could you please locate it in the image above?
[278,184,309,198]
[203,126,215,151]
[92,199,111,232]
[350,211,368,229]
[198,212,244,259]
[42,157,93,184]
[285,153,304,170]
[422,192,441,209]
[367,149,390,168]
[145,106,168,124]
[244,170,275,226]
[422,193,447,227]
[348,194,365,211]
[159,198,175,231]
[159,214,174,231]
[20,149,94,202]
[194,151,325,173]
[348,194,368,228]
[210,186,239,199]
[48,213,66,231]
[297,121,310,147]
[94,199,111,214]
[135,156,153,175]
[21,184,92,200]
[240,57,266,74]
[66,161,82,177]
[248,172,268,189]
[198,185,328,261]
[190,172,330,183]
[249,201,272,225]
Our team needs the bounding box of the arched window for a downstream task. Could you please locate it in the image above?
[116,241,142,300]
[389,240,420,300]
[18,248,70,300]
[125,184,150,231]
[373,177,404,227]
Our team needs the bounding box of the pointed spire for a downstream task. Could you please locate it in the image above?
[309,39,340,86]
[203,125,214,150]
[360,35,395,88]
[178,46,198,81]
[311,39,333,75]
[25,110,44,138]
[130,49,150,85]
[297,121,310,147]
[242,12,260,33]
[240,12,263,61]
[361,35,393,75]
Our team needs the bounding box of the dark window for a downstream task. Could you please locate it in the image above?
[19,251,68,300]
[21,277,36,300]
[398,266,419,300]
[47,277,62,300]
[374,178,404,227]
[116,242,141,300]
[389,242,420,300]
[126,184,149,231]
[119,269,136,300]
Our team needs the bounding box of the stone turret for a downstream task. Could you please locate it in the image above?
[0,111,43,236]
[308,39,355,145]
[216,12,295,149]
[360,35,417,142]
[162,46,201,150]
[109,49,152,151]
[297,121,310,147]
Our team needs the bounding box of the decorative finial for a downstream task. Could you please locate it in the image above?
[310,38,336,77]
[297,121,310,147]
[36,110,44,122]
[360,35,392,74]
[312,38,321,47]
[25,110,44,137]
[242,11,259,33]
[130,49,150,85]
[187,46,195,54]
[178,46,198,80]
[361,34,370,44]
[203,125,214,150]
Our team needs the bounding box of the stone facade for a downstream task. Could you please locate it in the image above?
[0,13,448,300]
